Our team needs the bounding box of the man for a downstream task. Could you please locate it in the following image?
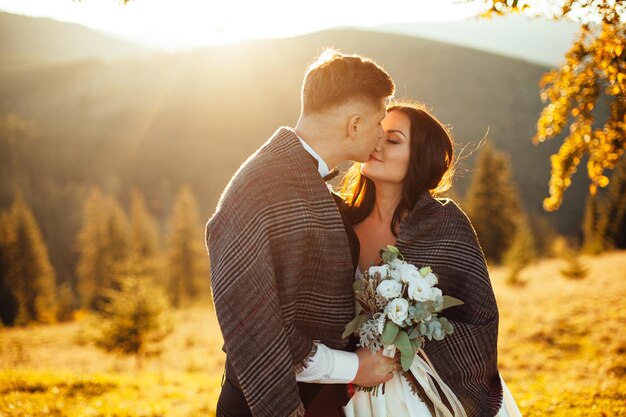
[206,49,396,417]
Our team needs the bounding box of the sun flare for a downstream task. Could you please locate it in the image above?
[0,0,483,50]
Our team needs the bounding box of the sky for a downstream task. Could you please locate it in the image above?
[0,0,486,51]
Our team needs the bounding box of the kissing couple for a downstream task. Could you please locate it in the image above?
[206,49,522,417]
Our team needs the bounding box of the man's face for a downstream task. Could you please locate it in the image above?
[353,98,387,163]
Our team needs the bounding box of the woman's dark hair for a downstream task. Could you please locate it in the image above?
[338,101,455,236]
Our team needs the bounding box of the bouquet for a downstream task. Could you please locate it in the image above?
[343,246,464,375]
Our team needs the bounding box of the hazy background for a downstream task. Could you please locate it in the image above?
[0,9,589,284]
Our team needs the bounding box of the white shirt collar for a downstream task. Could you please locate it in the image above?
[294,131,330,178]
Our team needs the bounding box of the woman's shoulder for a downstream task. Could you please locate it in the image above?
[436,198,480,241]
[437,198,470,220]
[403,196,477,241]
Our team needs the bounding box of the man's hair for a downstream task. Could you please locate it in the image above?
[301,49,395,114]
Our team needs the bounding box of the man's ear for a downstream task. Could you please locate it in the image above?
[347,114,360,140]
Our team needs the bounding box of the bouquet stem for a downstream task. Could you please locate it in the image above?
[382,344,396,358]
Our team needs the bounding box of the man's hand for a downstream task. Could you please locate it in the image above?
[350,347,397,387]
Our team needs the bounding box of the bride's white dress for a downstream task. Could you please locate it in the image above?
[344,269,523,417]
[343,371,522,417]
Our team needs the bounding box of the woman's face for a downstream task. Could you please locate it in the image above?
[361,110,411,185]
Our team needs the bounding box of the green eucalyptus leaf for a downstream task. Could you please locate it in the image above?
[354,301,362,316]
[408,326,420,339]
[342,315,363,339]
[382,321,399,345]
[357,298,372,313]
[393,330,412,355]
[442,295,464,310]
[401,349,415,371]
[353,279,365,294]
[410,338,422,351]
[341,316,361,339]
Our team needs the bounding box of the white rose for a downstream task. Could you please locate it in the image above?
[387,298,409,325]
[429,287,443,302]
[423,272,438,286]
[389,258,405,268]
[407,277,434,302]
[368,265,389,279]
[398,263,420,283]
[376,279,403,300]
[389,268,402,281]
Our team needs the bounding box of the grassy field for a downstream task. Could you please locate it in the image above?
[1,251,625,416]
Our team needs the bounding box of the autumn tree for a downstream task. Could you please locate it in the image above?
[465,144,525,263]
[466,0,626,211]
[166,185,210,307]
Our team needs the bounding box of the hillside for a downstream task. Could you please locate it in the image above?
[0,12,152,65]
[0,16,594,284]
[0,27,590,217]
[1,251,624,416]
[378,14,579,67]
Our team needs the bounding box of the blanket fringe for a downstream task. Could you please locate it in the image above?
[293,340,320,374]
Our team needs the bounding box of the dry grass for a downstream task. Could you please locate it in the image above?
[0,307,225,416]
[491,251,626,416]
[1,252,625,416]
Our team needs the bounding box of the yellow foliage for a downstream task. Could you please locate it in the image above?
[471,0,626,211]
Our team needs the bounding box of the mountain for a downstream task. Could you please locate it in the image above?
[377,14,579,67]
[0,11,152,65]
[0,15,591,284]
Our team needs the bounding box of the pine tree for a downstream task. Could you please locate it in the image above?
[129,189,160,259]
[76,187,107,309]
[76,188,130,309]
[95,259,173,369]
[104,194,130,270]
[166,185,210,307]
[596,157,626,250]
[582,193,605,254]
[528,215,557,257]
[465,144,523,264]
[504,213,537,286]
[558,238,589,280]
[3,194,57,325]
[0,210,19,326]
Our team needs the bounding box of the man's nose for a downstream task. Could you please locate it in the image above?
[374,137,383,152]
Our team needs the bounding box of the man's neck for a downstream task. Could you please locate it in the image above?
[295,116,346,170]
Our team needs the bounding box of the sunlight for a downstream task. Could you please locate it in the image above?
[0,0,483,50]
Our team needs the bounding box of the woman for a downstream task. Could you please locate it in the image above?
[339,102,522,417]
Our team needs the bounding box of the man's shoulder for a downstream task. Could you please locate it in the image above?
[212,127,313,216]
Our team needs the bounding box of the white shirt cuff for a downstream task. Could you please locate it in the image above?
[295,343,359,384]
